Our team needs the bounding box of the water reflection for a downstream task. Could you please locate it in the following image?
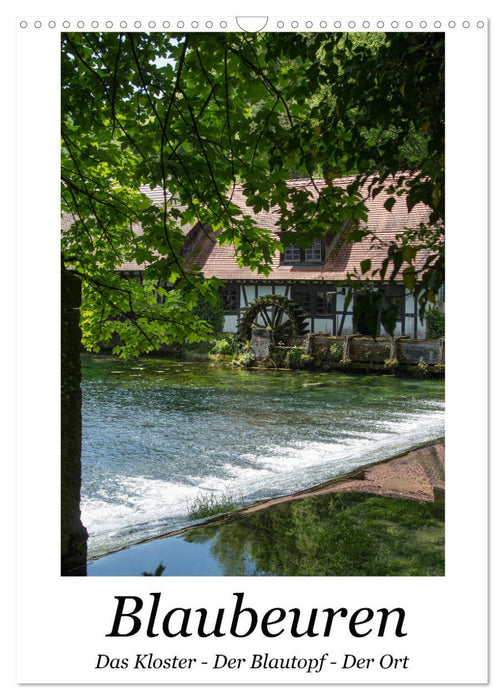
[88,491,444,577]
[179,493,444,576]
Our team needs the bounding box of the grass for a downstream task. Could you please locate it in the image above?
[187,490,241,520]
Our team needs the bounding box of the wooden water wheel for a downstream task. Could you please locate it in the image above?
[238,294,309,345]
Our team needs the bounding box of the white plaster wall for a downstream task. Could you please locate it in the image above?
[334,290,348,313]
[404,316,416,338]
[241,285,256,308]
[405,294,415,315]
[256,286,273,297]
[417,316,427,339]
[313,318,333,334]
[334,290,353,335]
[338,315,355,335]
[223,315,238,333]
[274,285,288,297]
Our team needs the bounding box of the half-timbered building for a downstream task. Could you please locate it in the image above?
[116,175,441,339]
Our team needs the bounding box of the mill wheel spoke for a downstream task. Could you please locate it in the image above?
[276,319,294,331]
[239,295,308,343]
[257,308,271,328]
[271,305,283,328]
[264,306,275,326]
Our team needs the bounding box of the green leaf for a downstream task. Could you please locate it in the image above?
[360,259,372,274]
[402,245,417,264]
[403,266,416,292]
[61,31,444,359]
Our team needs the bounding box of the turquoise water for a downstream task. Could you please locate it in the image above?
[81,356,444,560]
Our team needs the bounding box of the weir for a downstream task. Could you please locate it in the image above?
[81,356,444,560]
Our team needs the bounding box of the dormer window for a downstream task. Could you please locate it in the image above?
[305,239,322,262]
[281,239,324,265]
[284,244,301,263]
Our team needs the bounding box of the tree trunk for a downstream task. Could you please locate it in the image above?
[61,266,88,575]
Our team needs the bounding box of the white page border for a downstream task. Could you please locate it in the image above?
[13,4,490,691]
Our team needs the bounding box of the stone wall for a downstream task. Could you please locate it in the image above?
[250,328,272,360]
[269,333,444,374]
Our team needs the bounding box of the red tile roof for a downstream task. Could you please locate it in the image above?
[189,175,435,282]
[62,175,437,282]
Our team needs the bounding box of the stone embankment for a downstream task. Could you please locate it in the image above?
[251,331,445,375]
[239,441,445,517]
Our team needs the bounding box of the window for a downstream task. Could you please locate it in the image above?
[281,239,324,265]
[385,285,405,322]
[221,283,239,312]
[284,244,301,263]
[315,291,334,316]
[292,288,312,314]
[305,239,322,262]
[292,286,334,317]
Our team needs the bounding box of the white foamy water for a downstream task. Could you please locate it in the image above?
[81,359,444,558]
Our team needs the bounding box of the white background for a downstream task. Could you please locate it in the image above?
[4,0,501,697]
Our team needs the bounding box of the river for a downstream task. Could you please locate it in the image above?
[81,356,444,560]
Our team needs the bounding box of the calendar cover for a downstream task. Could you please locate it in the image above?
[15,2,488,688]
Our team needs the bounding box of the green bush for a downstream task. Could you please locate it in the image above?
[425,307,445,339]
[384,357,399,371]
[236,351,255,367]
[212,337,234,355]
[417,357,429,377]
[330,344,343,361]
[194,295,225,334]
[286,347,304,369]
